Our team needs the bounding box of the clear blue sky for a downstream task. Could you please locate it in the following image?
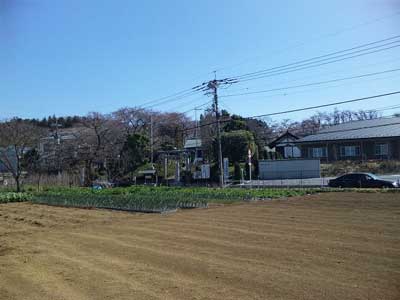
[1,0,399,122]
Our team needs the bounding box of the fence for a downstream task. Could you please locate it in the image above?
[258,159,321,180]
[221,169,330,188]
[234,176,332,188]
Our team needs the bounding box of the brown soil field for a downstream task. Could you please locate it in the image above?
[0,192,399,300]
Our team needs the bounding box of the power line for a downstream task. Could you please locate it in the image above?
[223,55,400,95]
[250,91,400,119]
[373,104,400,113]
[96,36,400,115]
[179,91,400,132]
[133,36,400,111]
[235,44,400,83]
[97,61,398,112]
[91,36,400,119]
[179,100,213,115]
[142,89,203,109]
[137,88,195,108]
[292,117,400,138]
[165,96,213,114]
[220,73,400,105]
[226,36,400,82]
[212,11,400,74]
[250,113,400,144]
[220,68,400,98]
[139,77,230,110]
[232,35,400,80]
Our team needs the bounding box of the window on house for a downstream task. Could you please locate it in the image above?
[284,146,301,158]
[375,143,388,156]
[310,147,327,158]
[340,146,360,157]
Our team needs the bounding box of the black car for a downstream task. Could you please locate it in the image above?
[328,173,398,188]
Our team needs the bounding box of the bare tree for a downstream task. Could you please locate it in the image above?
[153,112,193,151]
[79,112,126,185]
[111,107,150,136]
[266,108,381,139]
[0,119,43,192]
[354,109,379,120]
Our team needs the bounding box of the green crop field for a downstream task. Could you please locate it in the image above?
[30,186,316,213]
[1,186,398,213]
[32,190,208,213]
[1,186,318,213]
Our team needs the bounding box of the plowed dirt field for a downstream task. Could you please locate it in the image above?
[0,192,399,300]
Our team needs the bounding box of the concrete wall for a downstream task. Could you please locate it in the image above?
[259,159,321,180]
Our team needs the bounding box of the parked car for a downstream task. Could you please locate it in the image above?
[328,173,398,188]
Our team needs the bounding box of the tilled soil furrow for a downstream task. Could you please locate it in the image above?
[0,192,399,300]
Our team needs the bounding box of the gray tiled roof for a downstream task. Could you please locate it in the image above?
[297,116,400,143]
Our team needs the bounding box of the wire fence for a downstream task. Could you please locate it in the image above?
[226,171,400,189]
[219,170,330,188]
[232,177,332,189]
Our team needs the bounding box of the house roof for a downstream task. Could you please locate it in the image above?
[268,131,299,148]
[296,116,400,143]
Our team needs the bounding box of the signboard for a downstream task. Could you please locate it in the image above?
[223,158,229,181]
[248,148,252,165]
[201,164,210,179]
[175,161,180,182]
[248,149,252,181]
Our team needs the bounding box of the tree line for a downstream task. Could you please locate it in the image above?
[0,106,383,191]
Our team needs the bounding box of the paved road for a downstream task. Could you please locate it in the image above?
[240,174,400,187]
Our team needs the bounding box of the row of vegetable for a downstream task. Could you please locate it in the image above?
[32,192,208,213]
[3,186,394,213]
[0,186,319,212]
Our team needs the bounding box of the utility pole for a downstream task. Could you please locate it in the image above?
[164,153,168,185]
[51,118,61,145]
[194,107,202,138]
[209,77,224,187]
[150,114,154,164]
[248,148,252,184]
[51,118,62,183]
[193,74,237,188]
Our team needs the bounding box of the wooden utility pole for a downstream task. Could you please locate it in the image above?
[193,74,237,188]
[194,107,202,138]
[51,118,62,183]
[164,154,168,184]
[208,78,224,187]
[150,114,154,164]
